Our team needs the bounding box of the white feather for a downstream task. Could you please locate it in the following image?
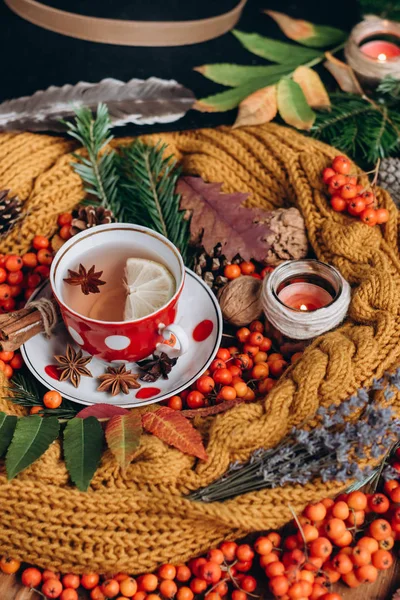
[0,77,195,132]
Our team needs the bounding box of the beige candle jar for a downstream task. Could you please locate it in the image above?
[344,16,400,88]
[262,260,351,342]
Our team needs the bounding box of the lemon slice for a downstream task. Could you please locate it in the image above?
[124,258,175,321]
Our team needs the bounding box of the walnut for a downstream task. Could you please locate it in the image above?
[218,276,262,327]
[259,207,308,266]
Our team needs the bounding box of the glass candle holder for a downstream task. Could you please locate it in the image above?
[344,16,400,88]
[262,260,351,342]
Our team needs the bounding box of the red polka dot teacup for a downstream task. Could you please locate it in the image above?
[50,223,189,363]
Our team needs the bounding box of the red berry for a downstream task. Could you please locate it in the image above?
[59,225,72,240]
[330,196,347,212]
[375,208,389,224]
[21,567,42,587]
[33,235,50,250]
[57,213,73,226]
[236,544,254,562]
[332,155,351,174]
[347,197,366,215]
[186,391,205,409]
[37,248,53,265]
[7,270,23,285]
[0,284,11,301]
[240,576,256,592]
[5,255,23,272]
[196,375,215,394]
[360,208,377,226]
[328,174,347,193]
[340,184,357,200]
[200,561,221,584]
[41,578,63,598]
[0,268,6,283]
[362,190,376,206]
[322,167,336,184]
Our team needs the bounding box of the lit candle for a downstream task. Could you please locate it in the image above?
[360,40,400,61]
[277,282,333,312]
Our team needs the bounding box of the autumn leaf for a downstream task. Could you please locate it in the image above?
[324,53,364,95]
[277,79,316,130]
[194,63,295,87]
[292,66,331,109]
[176,176,275,261]
[264,11,346,48]
[233,86,278,128]
[105,412,142,471]
[183,399,244,419]
[142,407,208,460]
[76,404,130,420]
[232,30,320,64]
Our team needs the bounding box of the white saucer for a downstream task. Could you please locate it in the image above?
[21,269,222,408]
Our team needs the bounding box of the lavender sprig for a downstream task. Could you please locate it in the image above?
[189,370,400,503]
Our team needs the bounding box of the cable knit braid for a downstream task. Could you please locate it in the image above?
[0,124,399,574]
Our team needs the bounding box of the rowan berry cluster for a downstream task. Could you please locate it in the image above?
[167,320,301,411]
[0,235,53,314]
[323,156,389,226]
[223,261,273,281]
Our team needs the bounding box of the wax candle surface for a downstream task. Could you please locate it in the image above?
[360,40,400,61]
[278,282,333,312]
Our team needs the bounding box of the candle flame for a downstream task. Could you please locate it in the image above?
[300,304,308,311]
[378,53,387,61]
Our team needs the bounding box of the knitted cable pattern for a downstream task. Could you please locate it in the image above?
[0,124,399,574]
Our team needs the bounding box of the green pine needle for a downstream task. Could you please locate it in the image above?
[311,93,400,164]
[5,373,78,419]
[64,103,120,215]
[117,141,192,266]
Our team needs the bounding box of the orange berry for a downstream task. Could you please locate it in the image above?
[0,351,13,363]
[357,537,379,554]
[346,510,365,527]
[114,574,129,583]
[242,343,259,357]
[265,561,285,577]
[240,261,255,275]
[176,587,194,600]
[7,270,23,285]
[331,195,347,212]
[341,570,360,588]
[249,320,264,333]
[42,579,63,598]
[219,541,237,562]
[9,353,23,370]
[234,381,249,398]
[133,592,147,600]
[158,564,176,580]
[268,359,287,378]
[5,255,23,272]
[168,396,182,410]
[21,567,42,587]
[347,491,367,511]
[0,284,11,302]
[30,406,44,415]
[91,588,107,600]
[251,363,269,380]
[22,252,38,268]
[254,351,268,364]
[331,501,349,520]
[254,536,273,555]
[269,575,289,597]
[43,390,62,409]
[207,549,225,565]
[309,537,332,559]
[380,536,395,550]
[0,268,6,284]
[360,207,377,226]
[120,578,138,597]
[58,213,73,226]
[33,235,50,250]
[332,156,351,175]
[158,580,177,599]
[139,574,158,592]
[332,553,353,574]
[231,592,246,600]
[243,388,255,401]
[190,578,207,594]
[216,348,231,361]
[371,549,393,570]
[291,352,303,364]
[0,556,21,574]
[321,498,335,510]
[224,264,241,280]
[356,564,378,583]
[325,518,346,540]
[260,553,279,568]
[304,502,327,522]
[320,594,343,600]
[375,208,389,224]
[334,530,353,548]
[37,248,53,265]
[175,565,191,582]
[62,573,80,589]
[369,519,392,541]
[298,524,319,544]
[102,579,120,598]
[42,570,60,582]
[351,546,371,567]
[214,581,228,597]
[60,591,79,600]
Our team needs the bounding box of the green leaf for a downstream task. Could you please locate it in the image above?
[0,412,17,457]
[232,30,321,64]
[195,73,291,112]
[105,412,142,471]
[277,78,316,130]
[6,416,59,479]
[63,417,104,491]
[194,63,296,87]
[264,10,346,48]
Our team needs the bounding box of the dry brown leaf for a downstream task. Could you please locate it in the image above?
[233,86,277,129]
[324,53,364,95]
[264,10,314,42]
[292,66,331,109]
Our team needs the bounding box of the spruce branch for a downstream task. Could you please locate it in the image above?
[63,103,119,215]
[117,141,192,266]
[377,75,400,99]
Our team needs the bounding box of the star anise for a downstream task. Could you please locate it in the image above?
[54,344,93,388]
[63,264,106,295]
[139,352,178,383]
[97,365,141,396]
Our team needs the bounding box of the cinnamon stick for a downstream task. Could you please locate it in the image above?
[0,299,59,351]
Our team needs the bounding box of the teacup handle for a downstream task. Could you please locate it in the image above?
[156,323,189,358]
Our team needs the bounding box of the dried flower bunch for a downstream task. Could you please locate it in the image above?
[190,370,400,502]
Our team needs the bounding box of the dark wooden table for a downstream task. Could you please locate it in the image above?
[0,558,399,599]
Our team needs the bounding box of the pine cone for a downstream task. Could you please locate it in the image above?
[194,243,242,294]
[70,205,115,236]
[378,157,400,208]
[0,189,23,236]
